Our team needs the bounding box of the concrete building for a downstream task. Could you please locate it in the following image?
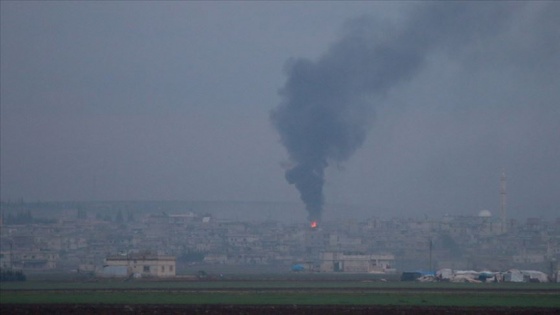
[10,250,59,270]
[102,253,176,278]
[320,251,395,273]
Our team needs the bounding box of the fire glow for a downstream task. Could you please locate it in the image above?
[310,221,318,229]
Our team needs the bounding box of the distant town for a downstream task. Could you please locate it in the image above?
[1,200,558,282]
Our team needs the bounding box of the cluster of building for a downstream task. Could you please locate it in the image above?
[0,203,559,281]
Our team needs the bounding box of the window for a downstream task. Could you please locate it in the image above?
[169,265,173,272]
[161,266,164,272]
[143,266,149,272]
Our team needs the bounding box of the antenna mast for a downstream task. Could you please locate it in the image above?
[500,171,507,233]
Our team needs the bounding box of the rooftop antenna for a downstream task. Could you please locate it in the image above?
[500,170,507,233]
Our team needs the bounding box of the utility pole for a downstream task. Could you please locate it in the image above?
[9,240,14,270]
[429,238,433,274]
[500,171,507,234]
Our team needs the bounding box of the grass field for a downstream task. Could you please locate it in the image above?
[2,291,560,307]
[2,275,559,290]
[2,278,559,307]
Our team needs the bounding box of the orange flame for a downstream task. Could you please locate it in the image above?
[310,221,318,229]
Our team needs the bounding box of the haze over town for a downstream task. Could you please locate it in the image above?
[1,1,559,222]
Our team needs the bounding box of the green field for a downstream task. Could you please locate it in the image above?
[2,291,560,307]
[2,279,559,307]
[1,277,559,290]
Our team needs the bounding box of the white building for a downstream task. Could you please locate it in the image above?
[320,252,395,273]
[101,253,176,278]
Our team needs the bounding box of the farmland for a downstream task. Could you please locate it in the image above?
[1,276,559,314]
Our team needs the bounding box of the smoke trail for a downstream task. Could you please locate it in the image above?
[270,3,513,221]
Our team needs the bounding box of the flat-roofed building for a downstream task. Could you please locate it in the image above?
[102,253,176,277]
[320,251,395,273]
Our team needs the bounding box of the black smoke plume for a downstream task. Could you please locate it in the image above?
[270,3,513,221]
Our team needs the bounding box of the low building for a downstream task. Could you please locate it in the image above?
[10,250,59,271]
[101,253,176,278]
[320,251,395,273]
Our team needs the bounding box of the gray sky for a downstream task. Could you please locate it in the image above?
[1,1,559,220]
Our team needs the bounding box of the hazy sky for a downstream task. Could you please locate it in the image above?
[1,1,559,219]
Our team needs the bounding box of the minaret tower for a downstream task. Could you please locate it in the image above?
[500,171,507,233]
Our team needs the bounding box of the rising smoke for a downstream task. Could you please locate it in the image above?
[270,3,515,221]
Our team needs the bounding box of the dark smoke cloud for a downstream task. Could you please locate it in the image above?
[270,3,515,221]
